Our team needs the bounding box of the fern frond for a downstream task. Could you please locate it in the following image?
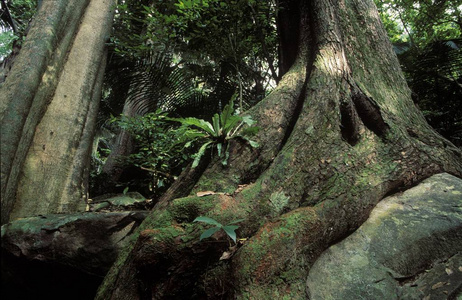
[170,117,216,136]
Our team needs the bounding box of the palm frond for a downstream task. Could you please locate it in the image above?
[104,50,212,119]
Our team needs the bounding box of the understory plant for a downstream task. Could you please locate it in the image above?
[114,110,195,195]
[97,98,258,196]
[170,97,259,168]
[193,216,244,244]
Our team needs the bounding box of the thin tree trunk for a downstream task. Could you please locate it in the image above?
[0,0,115,224]
[100,100,139,189]
[96,0,462,298]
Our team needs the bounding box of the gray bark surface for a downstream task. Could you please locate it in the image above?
[1,0,116,224]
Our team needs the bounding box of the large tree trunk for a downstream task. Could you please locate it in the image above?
[96,0,462,299]
[0,0,115,224]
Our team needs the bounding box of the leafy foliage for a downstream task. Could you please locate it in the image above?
[91,0,277,197]
[193,216,244,243]
[170,97,259,168]
[375,0,461,47]
[401,39,462,145]
[109,0,278,113]
[0,0,37,59]
[0,30,15,59]
[112,110,196,197]
[1,0,37,32]
[375,0,462,146]
[103,51,210,117]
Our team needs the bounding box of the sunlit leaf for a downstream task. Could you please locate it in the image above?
[242,115,256,126]
[169,117,215,136]
[194,216,222,226]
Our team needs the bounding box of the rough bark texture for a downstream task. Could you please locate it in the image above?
[97,0,462,299]
[0,0,115,224]
[98,97,145,194]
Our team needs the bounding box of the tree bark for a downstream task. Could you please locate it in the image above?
[96,0,462,299]
[0,0,115,224]
[99,100,138,192]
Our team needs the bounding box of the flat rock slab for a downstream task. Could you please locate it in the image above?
[306,173,462,300]
[1,211,148,299]
[87,192,152,212]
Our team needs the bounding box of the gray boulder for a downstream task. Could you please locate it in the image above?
[306,173,462,300]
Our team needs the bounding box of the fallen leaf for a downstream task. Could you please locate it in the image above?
[219,251,232,260]
[219,245,238,260]
[431,282,445,290]
[233,184,248,194]
[197,191,216,197]
[445,268,453,275]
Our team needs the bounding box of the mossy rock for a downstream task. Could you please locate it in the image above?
[306,173,462,300]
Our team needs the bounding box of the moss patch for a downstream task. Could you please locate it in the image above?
[168,195,217,223]
[233,207,319,297]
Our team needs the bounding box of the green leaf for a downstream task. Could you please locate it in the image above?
[236,136,259,148]
[123,187,129,194]
[192,141,213,168]
[194,216,222,226]
[248,140,259,148]
[222,115,242,136]
[220,98,234,128]
[212,113,221,136]
[182,129,208,140]
[157,179,164,188]
[242,115,256,126]
[217,142,223,157]
[222,225,239,243]
[227,219,245,225]
[199,227,221,240]
[169,117,215,136]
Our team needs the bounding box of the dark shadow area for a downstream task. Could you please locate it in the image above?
[1,251,102,300]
